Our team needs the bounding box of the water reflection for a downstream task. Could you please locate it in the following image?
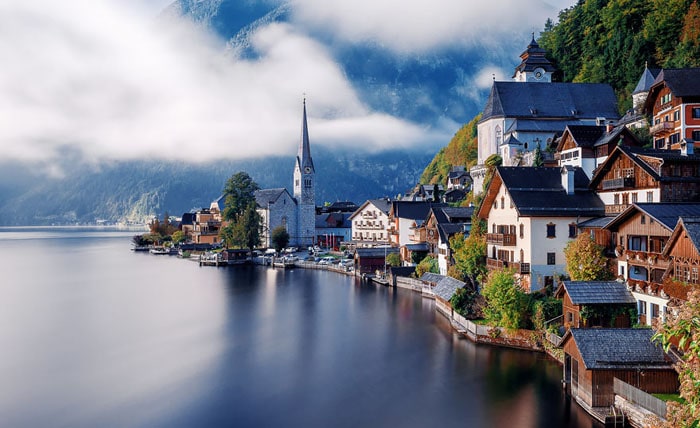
[0,231,599,428]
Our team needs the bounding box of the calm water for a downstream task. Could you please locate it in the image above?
[0,228,599,428]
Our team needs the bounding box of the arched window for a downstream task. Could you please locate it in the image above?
[495,125,502,146]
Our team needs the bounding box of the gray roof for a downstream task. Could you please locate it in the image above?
[355,247,399,258]
[606,203,700,232]
[496,167,605,217]
[433,276,466,301]
[255,188,293,208]
[481,82,620,122]
[505,119,584,133]
[438,223,470,243]
[392,201,446,220]
[568,328,671,370]
[577,216,615,229]
[652,68,700,97]
[558,281,636,305]
[419,272,445,284]
[680,217,700,252]
[563,125,606,148]
[632,67,661,94]
[404,243,429,251]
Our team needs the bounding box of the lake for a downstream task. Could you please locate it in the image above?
[0,228,599,427]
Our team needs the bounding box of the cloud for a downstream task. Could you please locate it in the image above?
[0,0,447,167]
[291,0,574,53]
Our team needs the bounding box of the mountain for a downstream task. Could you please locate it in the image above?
[0,148,432,226]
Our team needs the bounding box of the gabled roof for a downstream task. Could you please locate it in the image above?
[441,207,474,222]
[433,276,466,301]
[577,216,615,229]
[355,247,399,258]
[479,166,605,218]
[604,203,700,232]
[651,68,700,97]
[255,188,294,208]
[663,216,700,257]
[559,125,606,150]
[590,145,700,188]
[438,223,469,243]
[480,82,619,122]
[555,281,636,305]
[503,134,522,146]
[563,328,671,370]
[419,272,445,284]
[349,198,391,220]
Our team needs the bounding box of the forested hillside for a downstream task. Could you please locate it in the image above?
[420,0,700,186]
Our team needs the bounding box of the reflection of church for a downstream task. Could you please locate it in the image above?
[471,37,620,194]
[255,99,316,248]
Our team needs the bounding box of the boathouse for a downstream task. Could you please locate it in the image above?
[554,281,636,329]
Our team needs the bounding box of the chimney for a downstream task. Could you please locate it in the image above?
[606,123,615,133]
[681,139,694,156]
[561,166,575,195]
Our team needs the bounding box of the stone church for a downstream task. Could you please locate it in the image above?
[255,99,316,248]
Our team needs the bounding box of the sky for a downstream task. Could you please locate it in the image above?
[0,0,574,169]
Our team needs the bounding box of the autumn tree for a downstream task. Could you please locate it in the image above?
[653,287,700,428]
[563,234,613,281]
[449,230,487,290]
[415,255,438,277]
[385,252,401,267]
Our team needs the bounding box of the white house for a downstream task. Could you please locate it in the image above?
[349,198,391,248]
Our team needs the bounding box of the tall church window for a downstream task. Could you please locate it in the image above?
[495,126,502,146]
[304,178,312,188]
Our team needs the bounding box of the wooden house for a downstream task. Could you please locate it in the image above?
[603,203,700,325]
[662,216,700,301]
[555,281,636,329]
[562,328,678,411]
[589,145,700,216]
[423,207,473,275]
[354,247,399,276]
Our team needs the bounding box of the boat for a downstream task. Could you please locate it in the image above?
[149,247,170,255]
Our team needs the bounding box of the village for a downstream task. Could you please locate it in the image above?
[136,38,700,427]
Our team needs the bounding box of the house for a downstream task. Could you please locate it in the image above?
[354,247,399,276]
[616,64,661,129]
[423,207,473,275]
[661,216,700,305]
[433,276,466,318]
[471,38,620,192]
[315,212,352,250]
[190,208,222,245]
[589,145,700,216]
[554,281,636,329]
[644,67,700,149]
[477,166,605,292]
[562,328,678,412]
[443,188,467,203]
[388,200,446,263]
[446,166,471,191]
[555,124,643,178]
[349,198,391,248]
[404,184,444,202]
[603,203,700,325]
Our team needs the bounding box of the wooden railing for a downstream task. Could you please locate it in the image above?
[486,233,516,246]
[649,121,674,135]
[486,258,530,273]
[602,177,635,190]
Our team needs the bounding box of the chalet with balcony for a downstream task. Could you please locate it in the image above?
[554,281,636,330]
[644,68,700,149]
[603,203,700,325]
[589,145,700,216]
[349,199,391,248]
[555,124,642,178]
[561,328,678,414]
[477,166,605,292]
[189,208,222,245]
[446,166,472,191]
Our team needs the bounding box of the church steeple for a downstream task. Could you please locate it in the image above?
[297,98,315,174]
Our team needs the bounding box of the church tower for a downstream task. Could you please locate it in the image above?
[512,35,556,82]
[293,99,316,247]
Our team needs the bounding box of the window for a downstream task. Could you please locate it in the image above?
[519,224,524,239]
[674,110,680,121]
[693,107,700,119]
[632,192,638,203]
[651,303,659,319]
[568,223,577,238]
[640,215,645,225]
[500,196,504,209]
[614,194,620,205]
[622,193,629,205]
[670,133,680,145]
[693,130,700,141]
[655,138,665,149]
[304,178,312,188]
[547,252,555,265]
[647,191,653,202]
[495,125,502,146]
[547,223,556,238]
[567,312,573,323]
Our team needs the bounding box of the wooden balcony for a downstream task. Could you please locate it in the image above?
[486,233,516,246]
[601,177,635,190]
[486,258,530,274]
[649,121,674,135]
[605,204,629,215]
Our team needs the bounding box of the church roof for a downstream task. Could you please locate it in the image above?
[480,82,619,122]
[254,188,294,208]
[512,36,557,77]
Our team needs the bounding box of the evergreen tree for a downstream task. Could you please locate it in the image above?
[222,171,260,222]
[271,226,290,253]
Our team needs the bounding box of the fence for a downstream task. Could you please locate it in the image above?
[614,378,667,419]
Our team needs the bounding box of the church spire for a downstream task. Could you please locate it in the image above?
[297,97,314,173]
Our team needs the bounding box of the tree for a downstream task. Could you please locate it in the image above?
[449,230,487,290]
[219,223,236,249]
[415,255,438,277]
[171,230,186,245]
[532,146,544,167]
[563,234,613,281]
[481,268,527,330]
[222,172,260,222]
[231,204,262,251]
[652,287,700,428]
[385,252,401,267]
[271,226,290,253]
